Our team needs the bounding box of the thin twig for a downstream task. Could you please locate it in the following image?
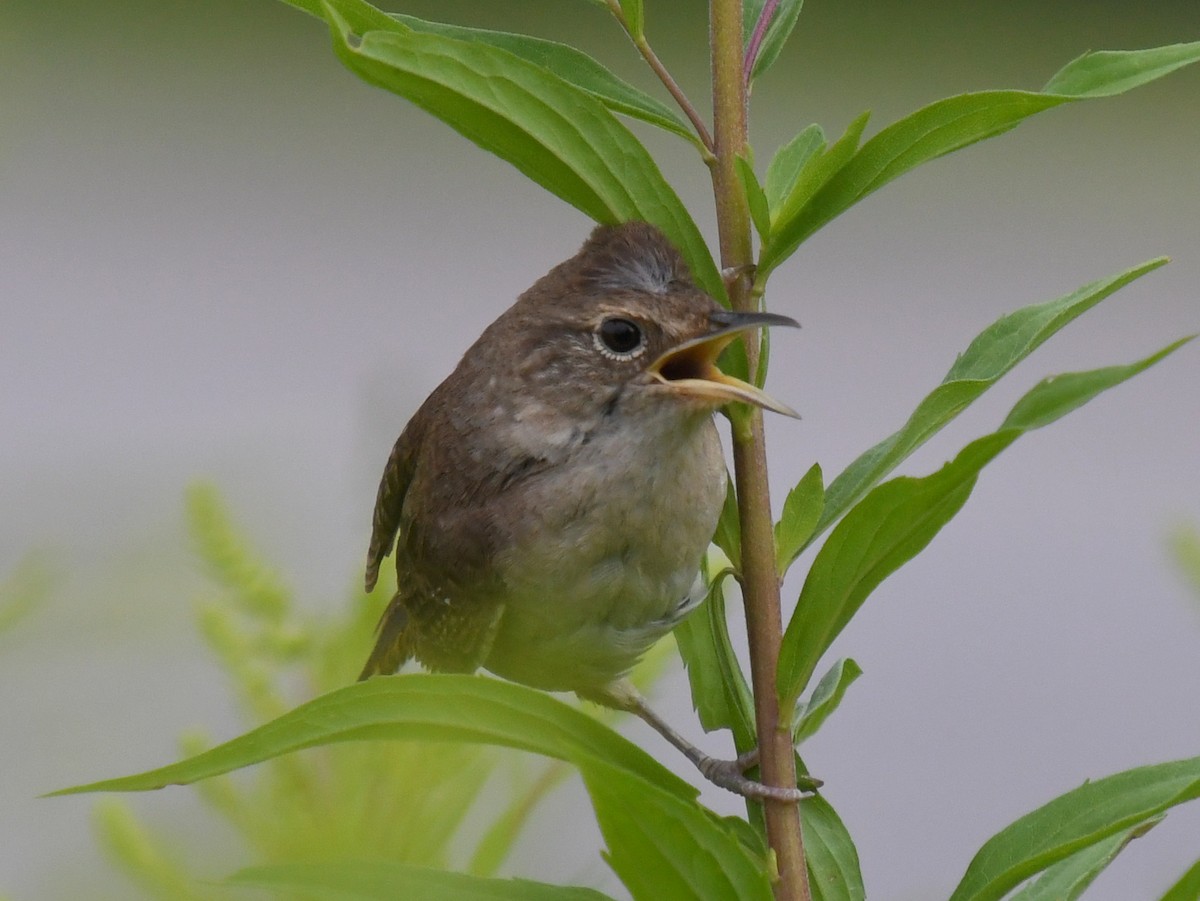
[605,0,716,157]
[637,37,717,157]
[743,0,780,85]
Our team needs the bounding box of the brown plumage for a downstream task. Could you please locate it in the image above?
[358,221,797,696]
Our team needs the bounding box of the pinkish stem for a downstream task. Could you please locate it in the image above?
[743,0,780,85]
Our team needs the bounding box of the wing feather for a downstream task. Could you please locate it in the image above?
[364,420,423,592]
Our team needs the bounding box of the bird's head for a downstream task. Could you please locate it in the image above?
[493,221,799,419]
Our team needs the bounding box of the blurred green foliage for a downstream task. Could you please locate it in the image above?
[91,485,574,898]
[0,553,53,638]
[1169,523,1200,603]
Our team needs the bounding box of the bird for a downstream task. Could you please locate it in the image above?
[358,220,801,800]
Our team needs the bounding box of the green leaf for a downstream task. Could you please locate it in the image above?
[762,91,1059,273]
[793,658,861,744]
[778,336,1188,704]
[778,438,985,706]
[674,575,756,747]
[277,0,397,31]
[719,813,769,858]
[948,757,1200,901]
[229,861,615,900]
[808,258,1167,552]
[760,41,1200,275]
[52,674,696,800]
[392,14,695,143]
[1007,817,1162,901]
[764,124,824,212]
[713,476,742,571]
[306,0,722,299]
[720,329,754,385]
[583,759,772,901]
[741,0,766,51]
[736,155,772,239]
[802,794,865,901]
[1042,41,1200,98]
[1001,337,1194,431]
[616,0,644,41]
[775,463,824,575]
[769,112,870,237]
[1161,856,1200,901]
[743,0,806,81]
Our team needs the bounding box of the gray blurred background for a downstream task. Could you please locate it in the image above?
[3,1,1199,898]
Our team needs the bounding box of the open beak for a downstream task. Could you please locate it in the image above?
[648,310,800,417]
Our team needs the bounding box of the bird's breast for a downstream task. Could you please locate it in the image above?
[483,407,727,691]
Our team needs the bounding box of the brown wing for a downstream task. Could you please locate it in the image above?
[364,419,424,593]
[357,589,412,680]
[360,369,564,681]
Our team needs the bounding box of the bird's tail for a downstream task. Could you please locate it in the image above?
[358,591,413,681]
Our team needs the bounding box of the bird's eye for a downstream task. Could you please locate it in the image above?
[595,317,644,358]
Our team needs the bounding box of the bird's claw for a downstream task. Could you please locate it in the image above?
[605,681,821,803]
[697,750,822,802]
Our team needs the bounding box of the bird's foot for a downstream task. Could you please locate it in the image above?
[696,748,822,802]
[594,680,822,803]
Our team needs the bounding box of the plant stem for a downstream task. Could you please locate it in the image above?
[605,0,716,155]
[709,2,810,900]
[637,35,717,156]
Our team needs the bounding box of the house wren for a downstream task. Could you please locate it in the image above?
[359,221,802,800]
